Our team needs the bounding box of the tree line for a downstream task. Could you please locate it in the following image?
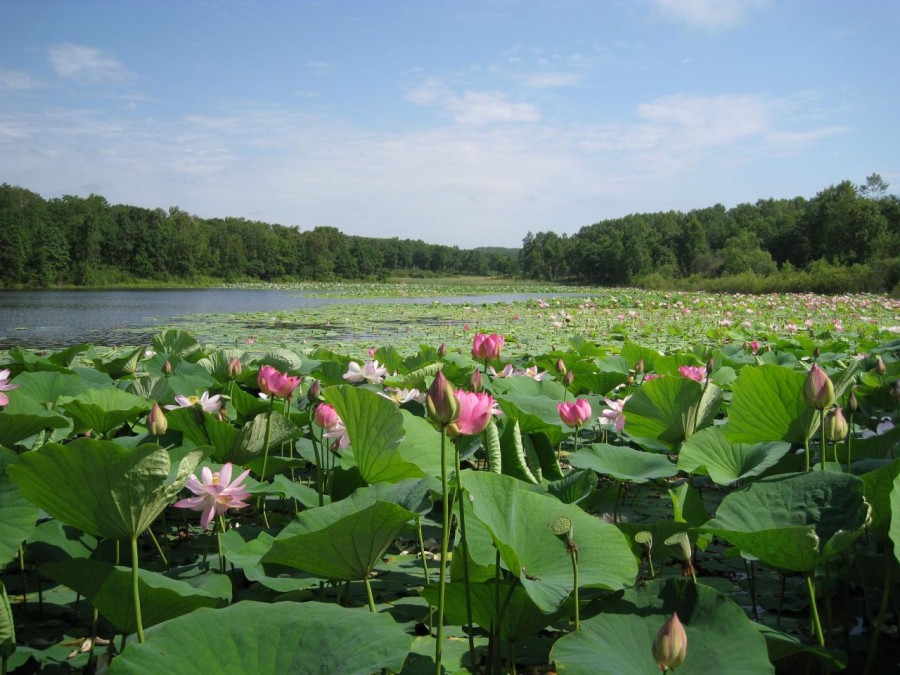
[520,175,900,293]
[0,185,519,286]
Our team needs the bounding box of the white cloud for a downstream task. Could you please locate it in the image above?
[0,68,44,90]
[522,71,582,89]
[445,91,540,126]
[46,43,132,82]
[650,0,770,29]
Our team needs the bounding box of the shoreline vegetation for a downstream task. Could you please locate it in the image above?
[3,174,899,296]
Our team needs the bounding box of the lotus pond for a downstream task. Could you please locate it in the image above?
[0,288,899,674]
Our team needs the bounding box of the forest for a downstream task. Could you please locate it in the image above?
[1,175,898,293]
[0,184,519,286]
[521,174,900,294]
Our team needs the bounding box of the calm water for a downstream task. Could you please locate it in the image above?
[0,288,565,349]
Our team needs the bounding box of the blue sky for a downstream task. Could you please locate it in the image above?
[2,1,898,248]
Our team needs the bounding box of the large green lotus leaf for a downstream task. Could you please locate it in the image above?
[702,471,869,572]
[421,579,568,641]
[461,471,637,613]
[164,406,243,463]
[570,443,677,483]
[726,364,817,444]
[492,377,569,446]
[9,370,94,405]
[621,341,662,373]
[24,520,97,565]
[0,448,38,566]
[324,385,424,484]
[151,329,203,360]
[0,395,70,447]
[891,473,900,566]
[107,600,411,675]
[40,559,227,634]
[547,468,595,504]
[9,439,205,540]
[677,426,791,486]
[231,411,298,468]
[0,582,12,660]
[263,487,416,581]
[499,418,541,484]
[396,409,450,480]
[197,348,247,383]
[91,346,145,379]
[624,377,722,449]
[550,578,774,674]
[860,458,900,541]
[62,388,151,436]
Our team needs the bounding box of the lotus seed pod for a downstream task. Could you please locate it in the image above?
[550,516,572,536]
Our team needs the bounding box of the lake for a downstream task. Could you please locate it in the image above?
[0,288,568,349]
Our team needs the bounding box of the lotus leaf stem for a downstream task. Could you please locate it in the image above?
[806,575,825,648]
[257,395,277,527]
[435,426,450,675]
[864,552,893,675]
[364,575,376,614]
[130,536,145,643]
[454,444,477,667]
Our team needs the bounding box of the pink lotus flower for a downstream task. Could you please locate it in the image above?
[165,391,222,414]
[449,390,495,436]
[258,365,302,399]
[472,333,504,361]
[678,366,707,383]
[343,360,388,385]
[0,369,20,407]
[558,399,592,428]
[314,403,350,450]
[174,463,251,528]
[749,340,760,355]
[600,396,629,432]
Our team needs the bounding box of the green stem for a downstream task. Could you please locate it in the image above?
[846,412,854,472]
[416,516,433,634]
[806,575,825,648]
[455,445,477,668]
[435,427,450,675]
[257,395,277,526]
[571,545,579,631]
[146,528,169,569]
[131,537,145,643]
[364,575,377,613]
[864,551,893,675]
[217,515,227,573]
[804,434,810,472]
[819,408,826,471]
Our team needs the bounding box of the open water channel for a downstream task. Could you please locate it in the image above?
[0,288,563,349]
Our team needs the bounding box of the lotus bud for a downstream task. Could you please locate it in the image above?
[813,346,820,360]
[148,403,168,436]
[162,359,172,376]
[875,356,886,375]
[438,343,447,358]
[307,379,322,403]
[563,370,574,388]
[226,357,242,379]
[803,364,835,410]
[634,358,645,374]
[426,370,459,426]
[848,389,858,413]
[625,374,635,386]
[469,368,483,393]
[825,406,848,443]
[652,612,687,672]
[556,359,568,376]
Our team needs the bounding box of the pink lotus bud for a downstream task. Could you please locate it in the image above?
[307,379,322,403]
[563,370,574,387]
[825,406,848,442]
[472,333,504,362]
[162,359,173,376]
[148,403,168,436]
[426,371,459,426]
[652,612,687,672]
[556,359,568,376]
[558,399,592,428]
[875,356,886,375]
[848,389,858,413]
[226,357,242,379]
[469,368,483,393]
[314,403,341,429]
[634,358,645,374]
[749,340,760,355]
[804,364,835,410]
[438,343,448,358]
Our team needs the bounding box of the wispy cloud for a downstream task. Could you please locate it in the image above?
[522,71,583,89]
[406,78,539,126]
[650,0,770,30]
[0,68,44,90]
[46,43,132,82]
